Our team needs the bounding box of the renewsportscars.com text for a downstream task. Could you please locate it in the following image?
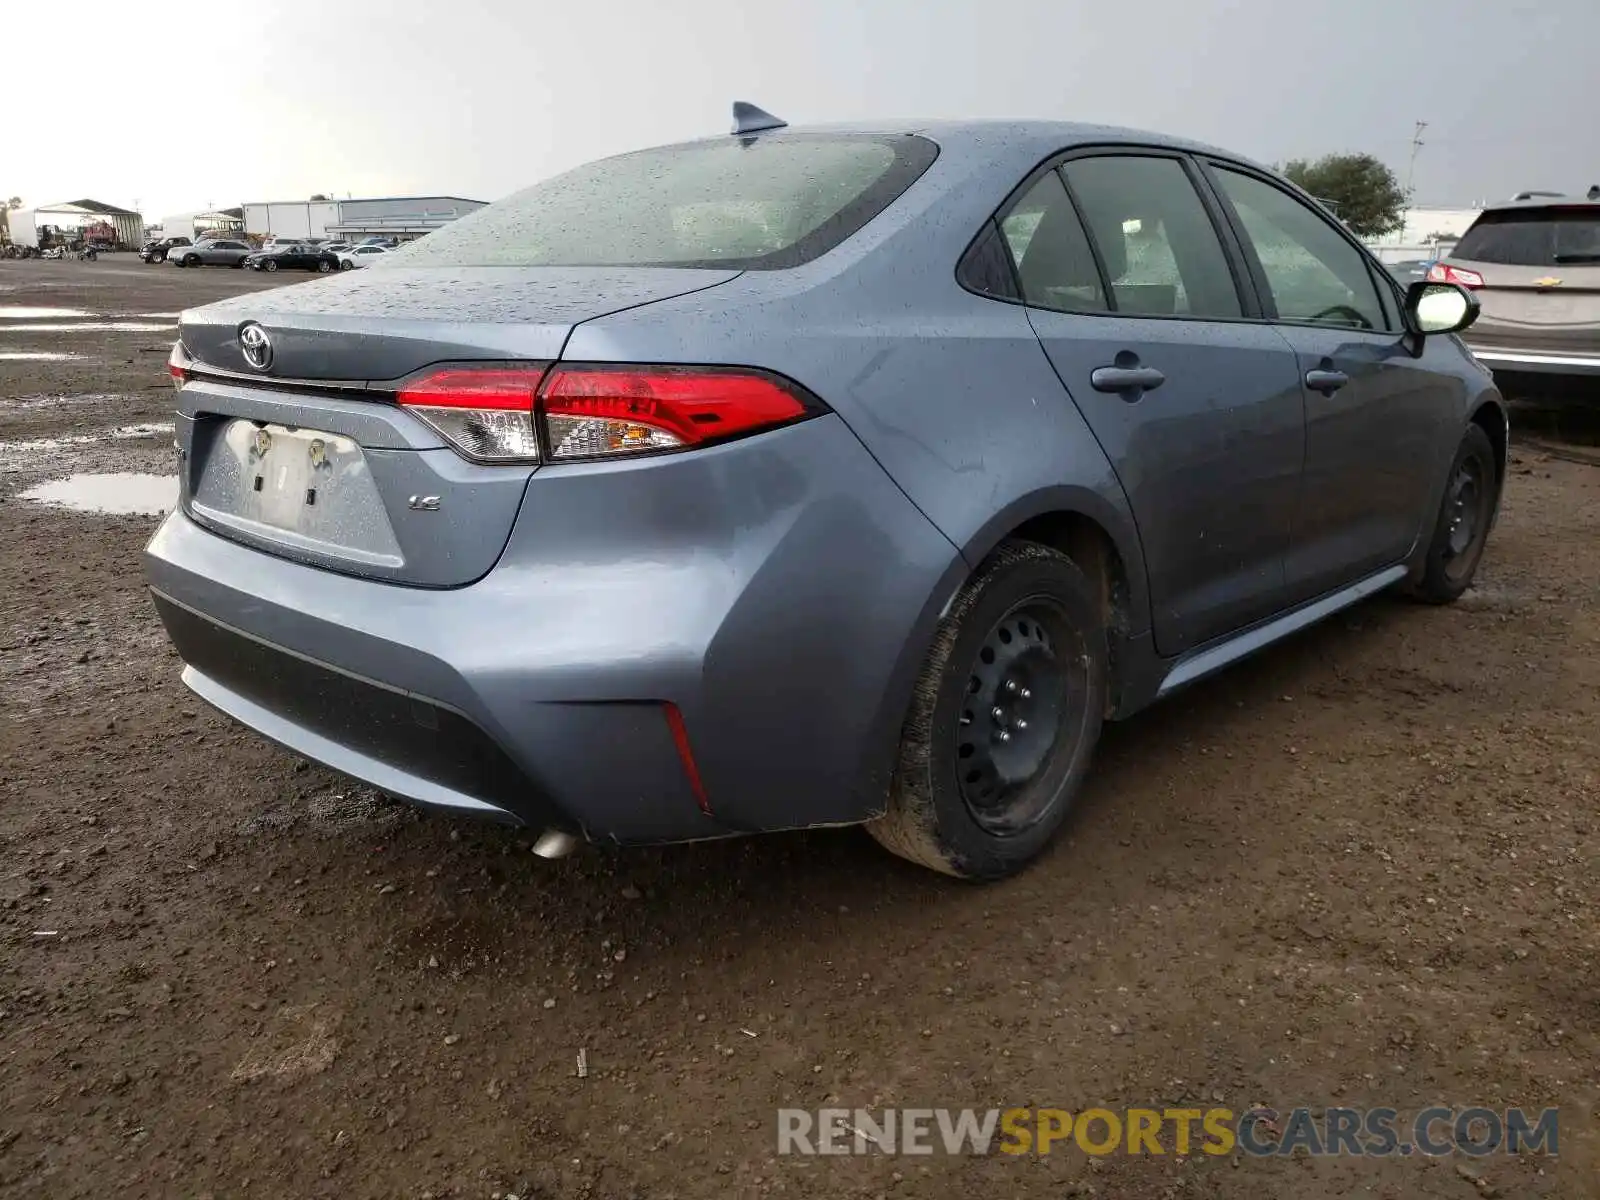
[776,1105,1559,1158]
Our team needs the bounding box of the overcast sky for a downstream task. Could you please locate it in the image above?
[10,0,1596,221]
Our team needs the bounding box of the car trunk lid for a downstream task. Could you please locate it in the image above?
[173,266,741,588]
[178,266,739,381]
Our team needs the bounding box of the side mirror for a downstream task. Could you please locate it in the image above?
[1404,281,1480,336]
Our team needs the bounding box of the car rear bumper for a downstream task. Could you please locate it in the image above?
[1467,346,1600,377]
[143,415,963,845]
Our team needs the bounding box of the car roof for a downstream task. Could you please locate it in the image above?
[658,117,1263,171]
[627,119,1273,187]
[1479,194,1600,215]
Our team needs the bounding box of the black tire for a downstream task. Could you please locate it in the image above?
[264,260,278,273]
[1405,424,1499,604]
[183,254,200,267]
[316,260,331,273]
[868,539,1108,880]
[340,259,354,270]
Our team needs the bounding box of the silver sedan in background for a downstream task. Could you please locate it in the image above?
[170,239,254,268]
[340,244,390,269]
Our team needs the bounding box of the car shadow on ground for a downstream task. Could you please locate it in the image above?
[244,589,1420,977]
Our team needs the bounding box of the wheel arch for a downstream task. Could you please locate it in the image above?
[1468,393,1510,493]
[954,488,1149,641]
[856,490,1148,823]
[1405,384,1509,586]
[884,490,1151,737]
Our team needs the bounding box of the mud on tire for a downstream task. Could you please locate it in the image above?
[868,539,1108,881]
[1404,423,1500,605]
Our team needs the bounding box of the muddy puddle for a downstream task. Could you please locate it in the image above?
[0,322,174,333]
[0,392,141,413]
[0,423,173,471]
[17,472,177,516]
[0,306,94,319]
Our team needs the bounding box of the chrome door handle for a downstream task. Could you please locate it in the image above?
[1091,365,1166,394]
[1304,368,1349,395]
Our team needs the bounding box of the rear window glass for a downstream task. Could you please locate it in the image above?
[393,134,938,270]
[1452,209,1600,266]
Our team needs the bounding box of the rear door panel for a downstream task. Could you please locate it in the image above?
[1027,151,1307,656]
[1030,314,1305,653]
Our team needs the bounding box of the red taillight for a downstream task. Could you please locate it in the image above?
[394,363,820,464]
[168,341,189,389]
[1426,263,1484,289]
[397,367,548,410]
[397,366,546,462]
[539,365,812,460]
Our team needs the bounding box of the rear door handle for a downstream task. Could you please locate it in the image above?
[1304,368,1349,395]
[1090,365,1166,395]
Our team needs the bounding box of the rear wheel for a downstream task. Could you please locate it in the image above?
[868,540,1107,880]
[1405,423,1499,604]
[316,259,331,273]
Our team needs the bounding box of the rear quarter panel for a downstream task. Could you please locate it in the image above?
[563,139,1150,635]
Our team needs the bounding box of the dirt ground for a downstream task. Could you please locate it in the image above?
[1,257,1596,1200]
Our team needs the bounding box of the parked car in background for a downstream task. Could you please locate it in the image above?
[171,239,254,268]
[148,113,1505,881]
[339,244,389,269]
[322,242,352,256]
[140,236,193,264]
[1385,256,1445,289]
[1430,193,1600,391]
[245,243,339,273]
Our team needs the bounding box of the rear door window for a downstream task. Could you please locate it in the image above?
[1060,155,1243,320]
[1453,209,1600,266]
[397,133,939,270]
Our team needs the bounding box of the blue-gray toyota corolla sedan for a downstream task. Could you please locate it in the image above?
[145,107,1507,879]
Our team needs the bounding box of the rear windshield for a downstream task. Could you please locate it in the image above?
[1452,208,1600,266]
[393,133,938,270]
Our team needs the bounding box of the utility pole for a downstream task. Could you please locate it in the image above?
[1405,120,1427,201]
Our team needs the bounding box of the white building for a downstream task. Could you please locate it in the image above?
[157,209,246,241]
[242,195,486,243]
[13,199,145,249]
[241,200,339,241]
[1365,206,1484,263]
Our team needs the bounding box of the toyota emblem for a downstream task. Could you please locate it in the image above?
[239,323,273,371]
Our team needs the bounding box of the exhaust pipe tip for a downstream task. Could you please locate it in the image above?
[531,829,581,860]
